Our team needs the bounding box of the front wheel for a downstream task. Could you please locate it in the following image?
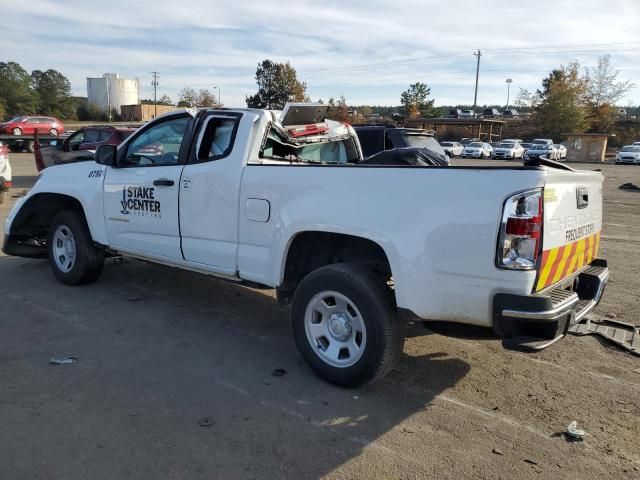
[48,210,105,285]
[49,128,58,137]
[291,264,404,387]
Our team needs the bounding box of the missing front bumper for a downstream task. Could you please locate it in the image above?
[493,259,609,351]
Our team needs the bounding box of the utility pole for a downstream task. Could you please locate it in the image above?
[505,78,513,110]
[473,50,481,118]
[151,71,159,118]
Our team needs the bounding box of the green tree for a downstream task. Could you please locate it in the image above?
[400,82,437,118]
[246,60,307,109]
[178,87,218,107]
[0,62,37,115]
[31,69,75,118]
[584,55,635,132]
[325,95,350,122]
[141,95,174,106]
[535,63,589,139]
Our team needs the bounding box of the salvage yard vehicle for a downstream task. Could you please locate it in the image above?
[554,144,567,160]
[353,125,449,163]
[461,141,492,158]
[525,143,560,161]
[0,115,65,137]
[3,103,609,387]
[0,141,11,204]
[439,141,464,157]
[34,125,137,171]
[492,141,524,160]
[615,145,640,164]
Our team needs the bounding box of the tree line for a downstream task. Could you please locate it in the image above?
[1,55,635,139]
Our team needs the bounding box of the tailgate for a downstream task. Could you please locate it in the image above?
[535,169,603,291]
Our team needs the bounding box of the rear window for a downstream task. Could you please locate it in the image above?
[355,129,385,157]
[402,134,443,153]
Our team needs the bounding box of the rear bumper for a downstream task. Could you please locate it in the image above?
[493,259,609,351]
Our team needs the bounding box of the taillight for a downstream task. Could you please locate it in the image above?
[287,123,329,138]
[497,189,543,270]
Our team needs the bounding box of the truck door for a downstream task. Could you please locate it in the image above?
[103,114,191,260]
[179,112,245,275]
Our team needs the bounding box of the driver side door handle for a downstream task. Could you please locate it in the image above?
[153,178,174,187]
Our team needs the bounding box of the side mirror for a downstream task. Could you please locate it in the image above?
[95,144,117,167]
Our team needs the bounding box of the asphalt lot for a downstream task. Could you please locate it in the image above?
[1,153,639,479]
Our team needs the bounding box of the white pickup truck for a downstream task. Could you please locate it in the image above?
[3,104,609,387]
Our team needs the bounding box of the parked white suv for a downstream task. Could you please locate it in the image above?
[3,104,609,387]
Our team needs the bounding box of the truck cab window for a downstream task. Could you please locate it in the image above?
[123,116,189,167]
[196,117,237,162]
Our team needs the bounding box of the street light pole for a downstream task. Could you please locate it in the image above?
[213,86,221,106]
[505,78,513,110]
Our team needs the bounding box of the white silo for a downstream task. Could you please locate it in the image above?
[87,73,139,112]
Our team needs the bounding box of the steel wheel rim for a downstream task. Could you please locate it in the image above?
[304,290,367,368]
[52,225,76,273]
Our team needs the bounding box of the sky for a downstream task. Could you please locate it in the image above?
[4,0,640,108]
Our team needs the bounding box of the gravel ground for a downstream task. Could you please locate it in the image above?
[1,153,639,480]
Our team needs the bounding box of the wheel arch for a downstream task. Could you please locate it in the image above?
[277,230,395,305]
[9,192,94,241]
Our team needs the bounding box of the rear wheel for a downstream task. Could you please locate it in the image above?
[49,128,58,137]
[12,128,21,136]
[291,263,404,387]
[47,210,104,285]
[25,141,35,153]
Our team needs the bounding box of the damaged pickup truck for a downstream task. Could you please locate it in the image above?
[3,103,609,387]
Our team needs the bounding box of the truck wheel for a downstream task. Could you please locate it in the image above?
[47,210,104,285]
[291,263,404,387]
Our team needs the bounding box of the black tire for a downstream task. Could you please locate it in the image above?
[291,263,404,387]
[47,210,104,285]
[25,141,35,153]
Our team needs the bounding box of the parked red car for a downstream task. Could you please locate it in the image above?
[35,125,136,171]
[0,116,65,136]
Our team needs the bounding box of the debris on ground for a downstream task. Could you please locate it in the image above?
[606,313,618,318]
[492,448,504,456]
[566,421,589,441]
[271,368,286,377]
[569,316,639,356]
[198,416,214,427]
[49,356,77,365]
[619,182,640,191]
[523,459,538,465]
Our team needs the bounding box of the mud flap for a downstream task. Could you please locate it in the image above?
[569,316,640,356]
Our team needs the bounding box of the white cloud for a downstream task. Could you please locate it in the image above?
[3,0,639,106]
